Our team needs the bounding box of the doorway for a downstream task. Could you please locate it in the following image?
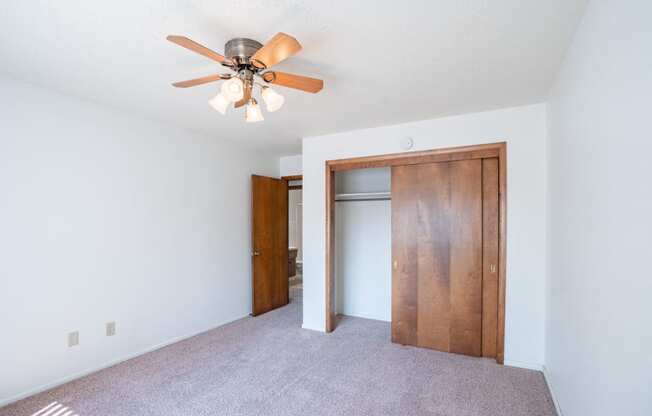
[284,175,303,304]
[251,174,303,319]
[324,143,506,363]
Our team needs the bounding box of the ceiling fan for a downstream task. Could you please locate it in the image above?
[167,33,324,122]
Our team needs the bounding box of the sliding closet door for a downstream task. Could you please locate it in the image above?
[482,158,499,358]
[391,159,485,357]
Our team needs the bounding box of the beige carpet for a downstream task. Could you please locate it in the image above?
[1,287,556,415]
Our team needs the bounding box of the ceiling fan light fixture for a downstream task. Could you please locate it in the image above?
[245,99,264,123]
[168,33,324,122]
[208,92,230,115]
[221,77,244,102]
[261,87,285,112]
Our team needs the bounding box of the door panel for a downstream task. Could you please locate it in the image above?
[391,165,419,345]
[392,159,484,357]
[252,175,288,316]
[448,160,483,356]
[482,158,499,358]
[416,162,452,351]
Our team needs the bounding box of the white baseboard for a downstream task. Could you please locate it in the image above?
[338,311,391,322]
[542,365,563,416]
[301,322,325,332]
[504,361,561,415]
[0,314,250,408]
[503,359,544,371]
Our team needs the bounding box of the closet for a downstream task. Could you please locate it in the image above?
[326,143,505,363]
[334,168,392,322]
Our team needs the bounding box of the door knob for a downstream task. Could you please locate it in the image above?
[253,251,260,256]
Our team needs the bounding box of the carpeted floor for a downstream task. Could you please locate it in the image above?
[1,286,556,416]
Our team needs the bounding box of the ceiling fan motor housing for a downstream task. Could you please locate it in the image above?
[225,38,263,66]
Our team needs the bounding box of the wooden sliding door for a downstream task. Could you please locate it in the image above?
[391,158,499,358]
[481,158,499,358]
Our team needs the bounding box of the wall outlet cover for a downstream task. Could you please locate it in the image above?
[68,331,79,347]
[106,321,116,336]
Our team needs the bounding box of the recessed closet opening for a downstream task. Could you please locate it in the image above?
[325,143,506,363]
[335,168,392,322]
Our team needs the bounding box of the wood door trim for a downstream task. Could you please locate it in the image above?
[324,142,507,364]
[283,175,303,190]
[325,166,336,332]
[496,144,507,364]
[327,143,500,171]
[281,175,303,181]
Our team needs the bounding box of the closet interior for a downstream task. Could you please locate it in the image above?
[334,168,392,322]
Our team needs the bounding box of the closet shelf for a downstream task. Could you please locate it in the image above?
[334,192,391,202]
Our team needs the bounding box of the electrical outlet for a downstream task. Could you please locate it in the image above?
[68,331,79,347]
[106,321,116,336]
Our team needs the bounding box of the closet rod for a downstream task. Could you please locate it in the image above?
[334,192,391,202]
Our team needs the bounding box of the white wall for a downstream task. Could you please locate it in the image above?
[302,103,548,368]
[279,154,302,177]
[546,1,652,415]
[335,169,391,321]
[0,76,278,405]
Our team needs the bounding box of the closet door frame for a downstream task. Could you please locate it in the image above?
[324,142,507,364]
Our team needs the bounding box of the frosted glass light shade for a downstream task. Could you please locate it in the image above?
[208,92,229,115]
[221,77,244,102]
[245,100,264,123]
[261,87,285,112]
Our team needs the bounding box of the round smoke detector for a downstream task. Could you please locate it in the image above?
[401,137,414,150]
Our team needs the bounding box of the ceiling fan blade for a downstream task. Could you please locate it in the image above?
[167,35,231,65]
[234,81,252,108]
[172,74,229,88]
[262,71,323,93]
[250,33,302,69]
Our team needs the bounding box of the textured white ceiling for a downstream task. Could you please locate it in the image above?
[0,0,586,155]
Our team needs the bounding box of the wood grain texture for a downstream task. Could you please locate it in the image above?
[251,175,288,316]
[448,160,483,356]
[281,175,303,181]
[234,80,252,108]
[262,71,324,93]
[251,32,302,69]
[172,74,224,88]
[497,145,507,364]
[415,162,451,351]
[328,144,500,171]
[325,167,336,332]
[324,142,506,363]
[482,158,499,358]
[166,35,229,64]
[392,160,482,357]
[391,165,419,345]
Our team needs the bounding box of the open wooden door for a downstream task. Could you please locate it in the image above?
[251,175,289,316]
